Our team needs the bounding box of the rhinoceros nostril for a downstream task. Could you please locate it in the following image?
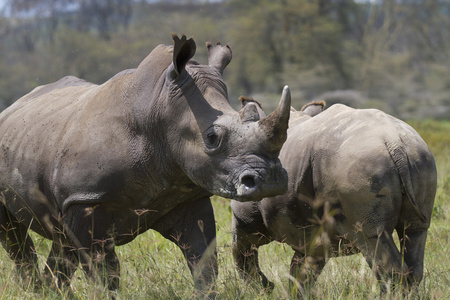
[241,175,256,189]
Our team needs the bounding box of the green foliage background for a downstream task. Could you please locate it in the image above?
[1,0,449,119]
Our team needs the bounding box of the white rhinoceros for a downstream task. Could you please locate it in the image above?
[231,99,437,297]
[0,34,291,297]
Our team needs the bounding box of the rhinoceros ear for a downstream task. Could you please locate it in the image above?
[239,96,266,122]
[239,96,263,110]
[206,41,232,75]
[239,101,261,123]
[301,100,326,117]
[169,34,196,79]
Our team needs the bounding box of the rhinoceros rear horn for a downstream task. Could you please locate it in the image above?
[258,86,291,152]
[206,41,232,75]
[170,34,196,79]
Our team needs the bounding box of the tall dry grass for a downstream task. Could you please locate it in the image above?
[0,120,448,299]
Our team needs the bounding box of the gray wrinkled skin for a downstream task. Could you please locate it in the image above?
[231,102,437,297]
[0,35,290,296]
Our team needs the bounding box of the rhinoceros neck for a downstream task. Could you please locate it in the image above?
[124,45,173,124]
[117,50,202,199]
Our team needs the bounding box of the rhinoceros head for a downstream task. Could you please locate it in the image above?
[162,35,290,201]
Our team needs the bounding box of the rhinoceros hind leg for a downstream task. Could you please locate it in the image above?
[289,251,325,298]
[397,227,428,290]
[0,203,41,287]
[357,231,409,294]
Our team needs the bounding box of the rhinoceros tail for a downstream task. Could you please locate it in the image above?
[385,140,428,223]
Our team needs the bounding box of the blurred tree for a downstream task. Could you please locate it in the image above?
[357,0,450,117]
[225,0,356,99]
[3,0,132,41]
[0,0,448,118]
[77,0,132,39]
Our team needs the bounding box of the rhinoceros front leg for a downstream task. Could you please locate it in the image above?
[289,251,325,298]
[231,213,273,291]
[231,237,273,291]
[152,197,218,298]
[63,204,120,293]
[43,239,80,289]
[0,203,41,287]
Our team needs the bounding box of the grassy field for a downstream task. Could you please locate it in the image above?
[0,120,448,299]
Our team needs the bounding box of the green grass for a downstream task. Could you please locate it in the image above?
[0,120,449,299]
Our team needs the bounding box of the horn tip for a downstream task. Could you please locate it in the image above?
[281,85,291,102]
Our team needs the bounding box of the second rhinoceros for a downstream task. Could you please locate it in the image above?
[231,100,436,297]
[0,34,291,296]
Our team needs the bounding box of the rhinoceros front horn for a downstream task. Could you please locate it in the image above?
[258,86,291,152]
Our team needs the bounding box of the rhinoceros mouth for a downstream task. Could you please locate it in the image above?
[217,168,288,202]
[240,175,256,189]
[236,171,259,197]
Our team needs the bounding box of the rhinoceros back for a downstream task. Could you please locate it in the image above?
[309,104,436,226]
[0,74,132,222]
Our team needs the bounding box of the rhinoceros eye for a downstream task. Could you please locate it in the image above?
[203,125,225,152]
[206,132,219,147]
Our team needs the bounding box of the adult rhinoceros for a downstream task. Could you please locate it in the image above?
[0,34,291,296]
[231,100,436,297]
